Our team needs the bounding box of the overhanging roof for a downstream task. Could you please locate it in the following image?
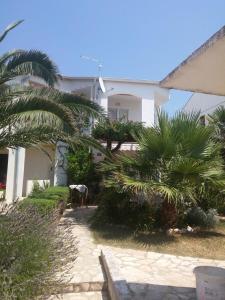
[160,26,225,96]
[61,75,159,86]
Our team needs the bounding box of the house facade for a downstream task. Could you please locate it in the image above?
[183,93,225,124]
[1,76,169,203]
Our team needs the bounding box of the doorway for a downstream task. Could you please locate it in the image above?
[0,154,8,185]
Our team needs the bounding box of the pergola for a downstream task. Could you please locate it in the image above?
[160,26,225,96]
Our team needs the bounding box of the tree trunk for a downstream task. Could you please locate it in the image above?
[160,199,177,228]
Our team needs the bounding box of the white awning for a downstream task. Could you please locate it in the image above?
[160,26,225,96]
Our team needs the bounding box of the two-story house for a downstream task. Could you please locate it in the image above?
[1,76,169,203]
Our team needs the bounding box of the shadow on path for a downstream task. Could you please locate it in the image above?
[60,207,97,226]
[115,280,196,300]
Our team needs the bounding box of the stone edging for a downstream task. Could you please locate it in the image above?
[100,250,132,300]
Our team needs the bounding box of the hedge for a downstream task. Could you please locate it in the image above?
[21,186,69,214]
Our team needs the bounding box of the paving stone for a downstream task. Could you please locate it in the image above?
[59,207,225,300]
[100,244,225,299]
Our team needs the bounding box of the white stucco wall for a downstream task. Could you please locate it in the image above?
[25,76,169,126]
[108,96,142,122]
[22,146,55,196]
[183,93,225,115]
[142,98,155,126]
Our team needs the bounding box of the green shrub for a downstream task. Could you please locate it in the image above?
[91,188,156,230]
[67,147,95,185]
[67,147,102,202]
[21,186,69,214]
[0,206,77,300]
[185,206,219,228]
[20,198,57,215]
[29,186,69,201]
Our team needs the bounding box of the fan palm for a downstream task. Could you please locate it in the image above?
[209,106,225,161]
[103,111,225,227]
[0,20,103,149]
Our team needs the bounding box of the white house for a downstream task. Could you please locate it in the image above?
[1,76,169,204]
[183,93,225,124]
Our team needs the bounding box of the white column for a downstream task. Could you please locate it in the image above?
[100,96,108,113]
[5,147,26,203]
[141,98,155,127]
[54,142,68,186]
[15,147,26,199]
[5,148,16,203]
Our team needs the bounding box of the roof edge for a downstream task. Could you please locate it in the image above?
[60,75,160,86]
[160,25,225,87]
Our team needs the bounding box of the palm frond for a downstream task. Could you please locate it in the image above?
[0,20,24,43]
[102,110,225,206]
[4,50,59,86]
[0,49,24,67]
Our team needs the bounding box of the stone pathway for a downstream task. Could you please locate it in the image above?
[57,207,108,299]
[101,246,225,299]
[60,208,104,285]
[59,207,225,300]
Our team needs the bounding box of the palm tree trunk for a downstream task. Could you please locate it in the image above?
[160,199,177,228]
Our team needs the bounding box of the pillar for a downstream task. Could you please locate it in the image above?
[5,147,25,203]
[100,96,108,113]
[54,142,69,186]
[141,98,155,127]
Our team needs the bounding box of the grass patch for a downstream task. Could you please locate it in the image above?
[91,221,225,260]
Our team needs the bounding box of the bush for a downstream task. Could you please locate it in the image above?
[91,188,156,230]
[185,206,219,228]
[29,185,69,201]
[67,147,95,185]
[21,186,69,215]
[0,205,77,300]
[21,198,57,215]
[67,147,102,203]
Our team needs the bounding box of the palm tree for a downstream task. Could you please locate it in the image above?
[103,111,225,227]
[92,119,144,153]
[0,20,103,149]
[209,106,225,162]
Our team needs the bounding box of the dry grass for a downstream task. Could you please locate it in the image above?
[91,221,225,260]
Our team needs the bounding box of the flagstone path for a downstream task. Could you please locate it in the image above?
[58,207,225,300]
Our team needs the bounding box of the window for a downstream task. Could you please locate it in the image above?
[108,108,129,122]
[108,108,117,121]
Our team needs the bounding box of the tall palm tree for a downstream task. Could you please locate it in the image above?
[103,111,225,227]
[0,20,103,149]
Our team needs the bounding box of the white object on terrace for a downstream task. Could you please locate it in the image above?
[69,185,88,194]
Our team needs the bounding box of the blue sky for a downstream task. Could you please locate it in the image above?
[1,0,225,115]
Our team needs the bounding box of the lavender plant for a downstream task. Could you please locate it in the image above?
[0,205,77,300]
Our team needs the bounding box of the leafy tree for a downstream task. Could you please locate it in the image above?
[102,111,225,227]
[67,147,95,185]
[0,20,103,149]
[92,119,144,153]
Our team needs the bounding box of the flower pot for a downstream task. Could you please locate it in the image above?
[194,266,225,300]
